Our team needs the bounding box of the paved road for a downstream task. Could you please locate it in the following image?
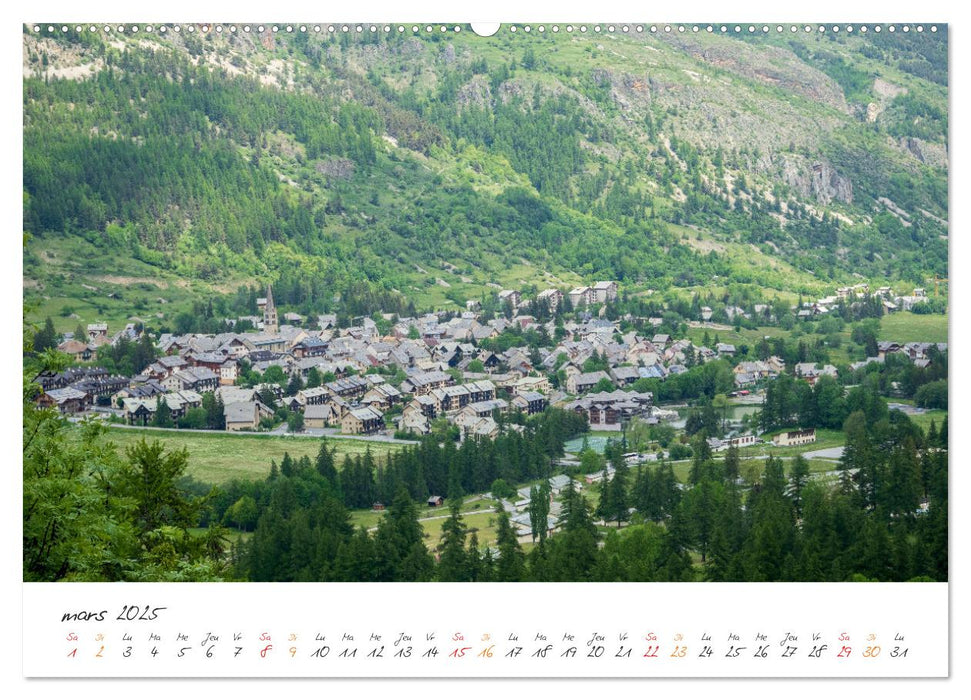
[103,422,418,445]
[801,446,845,460]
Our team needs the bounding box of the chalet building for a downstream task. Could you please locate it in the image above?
[399,404,431,434]
[730,434,757,449]
[409,394,440,419]
[87,322,108,341]
[511,391,547,415]
[297,386,332,406]
[591,281,619,303]
[304,402,345,429]
[41,387,89,414]
[122,391,203,425]
[324,375,369,399]
[773,429,817,447]
[566,370,612,395]
[568,286,593,308]
[219,361,238,385]
[292,336,327,359]
[537,288,563,311]
[69,375,129,401]
[465,380,497,402]
[224,400,273,432]
[497,289,521,309]
[361,383,402,410]
[459,398,508,420]
[456,415,499,441]
[57,339,93,362]
[610,366,640,387]
[146,355,189,380]
[341,407,385,435]
[565,390,653,427]
[400,370,453,395]
[427,496,444,507]
[794,363,839,387]
[188,352,229,372]
[510,375,550,395]
[162,367,220,393]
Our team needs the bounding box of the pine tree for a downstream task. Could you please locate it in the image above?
[33,317,58,353]
[528,481,551,542]
[466,532,483,581]
[494,505,525,581]
[315,439,338,485]
[437,501,469,581]
[596,466,613,522]
[152,396,174,428]
[789,454,810,518]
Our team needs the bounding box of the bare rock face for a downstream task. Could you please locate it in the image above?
[900,137,949,170]
[457,75,492,109]
[768,154,853,205]
[810,160,853,205]
[314,158,355,180]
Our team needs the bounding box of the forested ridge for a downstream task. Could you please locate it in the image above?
[24,26,947,309]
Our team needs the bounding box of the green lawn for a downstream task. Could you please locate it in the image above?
[905,409,948,432]
[101,426,403,484]
[349,496,503,546]
[879,312,948,343]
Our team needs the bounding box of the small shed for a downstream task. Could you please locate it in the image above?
[427,495,444,507]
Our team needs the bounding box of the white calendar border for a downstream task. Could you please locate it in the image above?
[6,0,964,694]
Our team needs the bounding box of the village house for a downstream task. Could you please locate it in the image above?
[591,281,619,303]
[497,289,522,309]
[224,400,274,432]
[794,363,839,386]
[610,366,641,387]
[162,367,220,394]
[291,335,328,359]
[219,360,238,385]
[566,370,612,395]
[324,375,369,400]
[511,391,547,415]
[773,428,817,447]
[399,404,431,434]
[341,406,385,435]
[400,370,453,395]
[457,398,508,421]
[297,386,332,406]
[87,322,108,342]
[457,415,500,441]
[361,383,402,410]
[568,286,593,308]
[536,288,563,311]
[303,402,345,429]
[40,387,89,414]
[565,390,654,428]
[145,355,189,380]
[57,338,94,362]
[510,375,550,395]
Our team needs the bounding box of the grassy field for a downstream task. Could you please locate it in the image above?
[101,426,404,484]
[349,496,503,546]
[879,312,949,343]
[905,409,948,432]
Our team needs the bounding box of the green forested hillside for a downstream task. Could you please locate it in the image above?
[23,25,948,318]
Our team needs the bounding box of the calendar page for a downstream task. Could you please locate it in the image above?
[15,0,957,689]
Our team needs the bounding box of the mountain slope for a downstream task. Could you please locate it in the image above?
[22,25,948,321]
